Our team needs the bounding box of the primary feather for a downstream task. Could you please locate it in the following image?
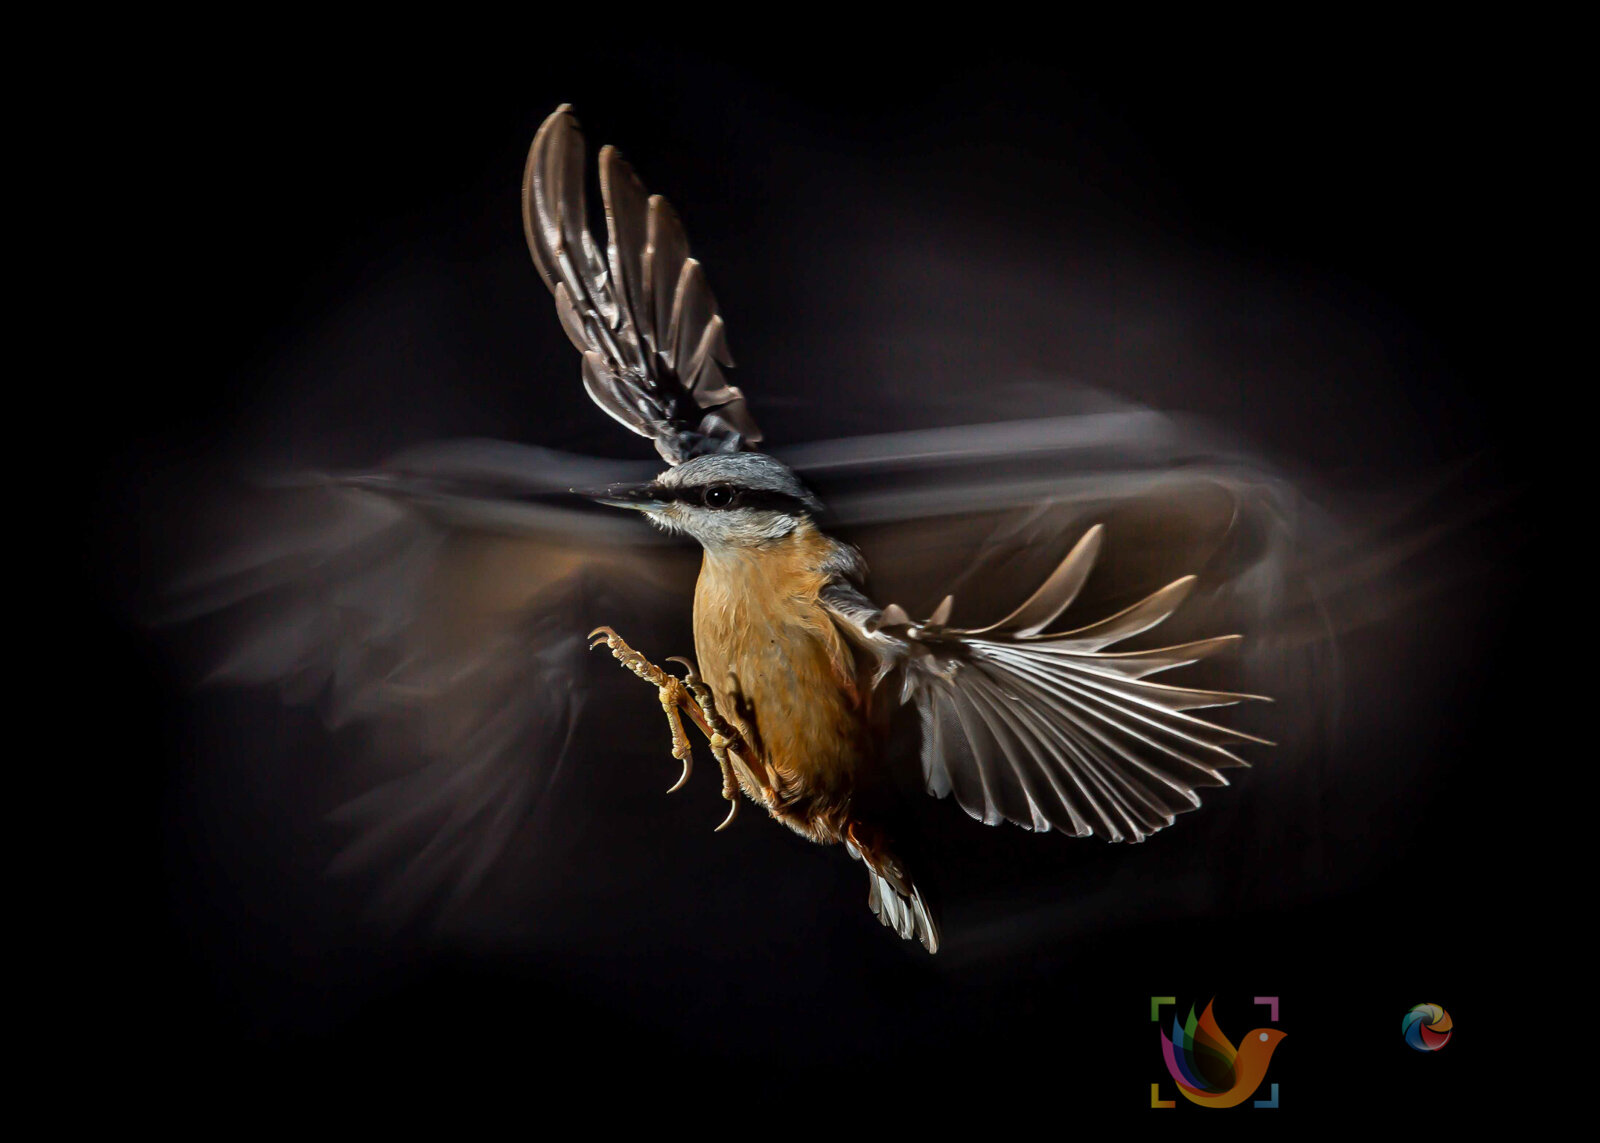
[523,105,759,463]
[822,525,1269,844]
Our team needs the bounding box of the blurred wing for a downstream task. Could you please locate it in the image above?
[170,443,693,921]
[524,105,759,464]
[803,412,1293,843]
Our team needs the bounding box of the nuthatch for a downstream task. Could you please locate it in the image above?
[528,106,1269,952]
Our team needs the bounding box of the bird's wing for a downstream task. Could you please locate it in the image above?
[168,442,695,922]
[850,532,1266,844]
[524,105,760,464]
[808,416,1289,844]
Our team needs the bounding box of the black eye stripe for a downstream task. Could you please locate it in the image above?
[656,484,813,514]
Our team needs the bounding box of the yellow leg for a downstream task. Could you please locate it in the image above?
[670,657,748,831]
[589,628,762,831]
[589,626,694,793]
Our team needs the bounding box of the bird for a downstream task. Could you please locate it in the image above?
[523,104,1270,952]
[175,104,1285,953]
[1160,1000,1286,1108]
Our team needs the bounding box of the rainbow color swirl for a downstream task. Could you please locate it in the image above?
[1402,1003,1452,1051]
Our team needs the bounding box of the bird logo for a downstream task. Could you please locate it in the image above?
[1402,1003,1452,1051]
[1158,999,1286,1108]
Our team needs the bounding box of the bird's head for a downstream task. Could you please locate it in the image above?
[1239,1027,1288,1069]
[587,452,822,550]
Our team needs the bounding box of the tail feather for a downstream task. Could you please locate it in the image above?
[848,829,939,952]
[864,865,940,953]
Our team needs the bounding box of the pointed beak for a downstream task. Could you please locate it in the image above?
[575,481,669,511]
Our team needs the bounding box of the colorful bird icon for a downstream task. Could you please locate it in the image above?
[1160,1000,1286,1108]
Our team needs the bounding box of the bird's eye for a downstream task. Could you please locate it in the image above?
[703,484,737,508]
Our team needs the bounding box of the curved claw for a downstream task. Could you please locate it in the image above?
[666,655,700,683]
[713,795,739,832]
[665,753,692,795]
[588,625,618,649]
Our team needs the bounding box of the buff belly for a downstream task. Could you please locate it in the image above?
[693,543,870,844]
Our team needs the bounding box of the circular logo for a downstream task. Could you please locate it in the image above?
[1402,1003,1452,1051]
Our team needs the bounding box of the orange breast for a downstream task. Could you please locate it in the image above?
[692,525,869,838]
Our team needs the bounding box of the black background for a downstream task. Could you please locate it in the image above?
[84,28,1537,1121]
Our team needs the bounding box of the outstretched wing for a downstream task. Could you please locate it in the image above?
[523,105,760,464]
[900,533,1267,843]
[811,423,1281,844]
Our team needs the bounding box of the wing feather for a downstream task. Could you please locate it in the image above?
[523,106,760,462]
[829,524,1269,843]
[1029,575,1198,649]
[962,671,1082,832]
[969,523,1103,636]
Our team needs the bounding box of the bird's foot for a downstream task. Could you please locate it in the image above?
[589,626,695,793]
[588,629,762,828]
[668,656,751,831]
